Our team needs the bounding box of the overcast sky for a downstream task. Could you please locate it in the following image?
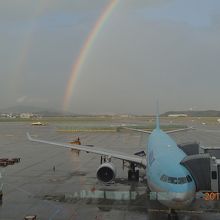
[1,0,220,114]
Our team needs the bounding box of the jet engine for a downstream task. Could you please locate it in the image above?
[96,163,116,183]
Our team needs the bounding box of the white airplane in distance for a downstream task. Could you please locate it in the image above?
[31,122,46,126]
[27,114,195,215]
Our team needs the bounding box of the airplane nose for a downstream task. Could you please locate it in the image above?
[157,189,195,209]
[172,191,194,203]
[172,193,187,202]
[172,194,187,202]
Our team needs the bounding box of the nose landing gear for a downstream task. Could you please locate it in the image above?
[168,209,178,220]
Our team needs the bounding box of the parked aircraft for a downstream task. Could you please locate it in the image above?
[27,114,195,214]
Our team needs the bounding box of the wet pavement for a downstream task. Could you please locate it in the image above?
[0,121,220,219]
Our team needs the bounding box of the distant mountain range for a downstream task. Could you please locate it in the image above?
[2,105,220,117]
[0,105,74,116]
[162,110,220,117]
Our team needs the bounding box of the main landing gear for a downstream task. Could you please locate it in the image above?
[0,191,2,202]
[127,162,139,182]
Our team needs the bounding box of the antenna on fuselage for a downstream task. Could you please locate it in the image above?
[156,100,160,130]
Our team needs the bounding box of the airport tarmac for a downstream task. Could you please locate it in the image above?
[0,121,220,219]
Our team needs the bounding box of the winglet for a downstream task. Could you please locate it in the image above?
[156,100,160,130]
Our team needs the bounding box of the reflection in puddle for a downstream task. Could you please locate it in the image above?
[41,189,220,220]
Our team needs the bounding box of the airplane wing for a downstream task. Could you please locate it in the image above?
[121,126,194,135]
[166,127,195,134]
[122,127,152,134]
[27,133,146,168]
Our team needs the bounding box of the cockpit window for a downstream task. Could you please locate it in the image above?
[160,174,193,184]
[177,177,187,184]
[186,175,192,182]
[168,177,178,184]
[160,174,168,182]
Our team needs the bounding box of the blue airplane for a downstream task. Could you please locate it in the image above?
[27,113,195,210]
[146,115,195,209]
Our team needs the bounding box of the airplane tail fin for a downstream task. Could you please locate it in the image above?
[154,101,194,134]
[156,101,160,130]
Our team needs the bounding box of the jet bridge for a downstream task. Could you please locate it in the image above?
[180,149,220,192]
[178,142,199,156]
[180,154,211,191]
[198,145,220,192]
[209,157,220,192]
[199,145,220,158]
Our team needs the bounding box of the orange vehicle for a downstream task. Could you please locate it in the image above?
[69,137,81,145]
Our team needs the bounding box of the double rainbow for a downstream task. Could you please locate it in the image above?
[12,1,52,96]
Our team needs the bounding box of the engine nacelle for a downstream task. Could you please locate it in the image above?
[96,163,116,183]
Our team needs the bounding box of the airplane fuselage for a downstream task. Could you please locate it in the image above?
[146,128,196,209]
